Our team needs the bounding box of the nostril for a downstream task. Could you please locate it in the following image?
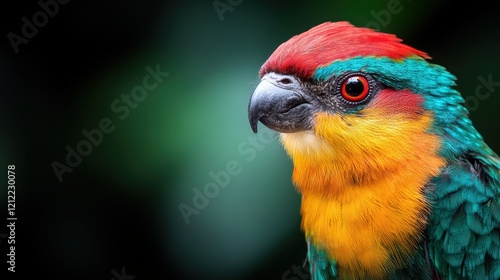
[279,78,293,85]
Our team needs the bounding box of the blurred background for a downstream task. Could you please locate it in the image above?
[1,0,499,279]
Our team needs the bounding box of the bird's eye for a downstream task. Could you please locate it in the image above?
[340,75,370,102]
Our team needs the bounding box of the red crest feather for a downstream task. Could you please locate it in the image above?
[259,21,429,79]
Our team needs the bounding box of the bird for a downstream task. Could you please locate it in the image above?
[247,21,500,279]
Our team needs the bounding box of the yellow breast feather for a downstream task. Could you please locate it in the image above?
[280,108,445,279]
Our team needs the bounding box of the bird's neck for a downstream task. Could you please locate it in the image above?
[281,112,445,197]
[280,113,446,278]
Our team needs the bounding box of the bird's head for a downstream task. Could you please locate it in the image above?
[248,22,469,194]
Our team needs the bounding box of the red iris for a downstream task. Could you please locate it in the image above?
[340,75,369,102]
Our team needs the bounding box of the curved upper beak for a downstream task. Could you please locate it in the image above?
[248,73,313,133]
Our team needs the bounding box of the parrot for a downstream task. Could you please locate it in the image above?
[247,21,500,279]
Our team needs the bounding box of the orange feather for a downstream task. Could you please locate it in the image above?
[280,104,445,279]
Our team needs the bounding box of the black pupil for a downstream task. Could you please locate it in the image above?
[345,77,364,96]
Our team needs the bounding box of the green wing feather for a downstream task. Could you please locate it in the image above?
[428,146,500,279]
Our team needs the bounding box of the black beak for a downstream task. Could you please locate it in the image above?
[248,73,313,133]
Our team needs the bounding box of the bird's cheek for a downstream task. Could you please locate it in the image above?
[312,112,355,143]
[366,88,425,118]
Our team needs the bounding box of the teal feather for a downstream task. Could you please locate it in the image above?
[429,151,500,279]
[472,264,487,279]
[468,234,492,254]
[444,252,465,268]
[307,241,338,280]
[440,189,465,210]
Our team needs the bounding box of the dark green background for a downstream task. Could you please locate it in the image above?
[1,0,499,279]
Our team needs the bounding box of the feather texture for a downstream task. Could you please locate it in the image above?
[260,21,429,80]
[428,150,500,279]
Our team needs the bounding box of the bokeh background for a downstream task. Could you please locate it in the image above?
[1,0,500,279]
